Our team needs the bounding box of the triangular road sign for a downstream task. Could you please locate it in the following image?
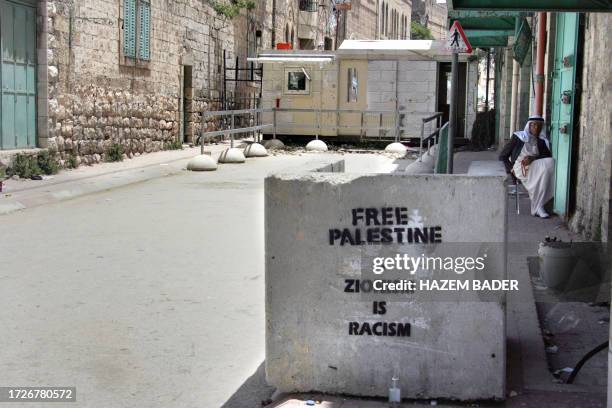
[446,21,472,54]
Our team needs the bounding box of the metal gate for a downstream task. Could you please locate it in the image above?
[0,0,37,149]
[550,12,580,217]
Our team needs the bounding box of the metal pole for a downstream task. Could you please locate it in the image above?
[447,52,458,174]
[200,112,205,154]
[360,112,364,143]
[394,108,399,142]
[419,120,425,161]
[230,113,235,148]
[273,108,277,139]
[484,49,491,110]
[223,50,227,111]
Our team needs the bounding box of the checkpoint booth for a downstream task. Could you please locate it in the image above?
[250,40,479,142]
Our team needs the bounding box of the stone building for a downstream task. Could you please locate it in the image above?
[336,0,412,43]
[0,0,411,167]
[411,0,447,40]
[0,0,262,165]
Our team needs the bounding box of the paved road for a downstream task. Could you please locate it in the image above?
[0,153,396,408]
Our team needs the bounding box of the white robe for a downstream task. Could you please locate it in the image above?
[513,142,555,215]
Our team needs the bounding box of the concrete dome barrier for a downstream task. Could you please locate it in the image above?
[244,143,268,157]
[218,147,246,164]
[186,154,218,171]
[428,144,438,156]
[384,142,407,154]
[420,152,435,165]
[404,159,434,174]
[264,139,285,150]
[305,139,328,152]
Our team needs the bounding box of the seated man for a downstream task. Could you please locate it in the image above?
[499,115,555,218]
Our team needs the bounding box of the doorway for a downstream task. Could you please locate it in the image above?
[0,0,37,149]
[182,65,193,143]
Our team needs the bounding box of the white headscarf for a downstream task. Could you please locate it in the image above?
[513,115,550,150]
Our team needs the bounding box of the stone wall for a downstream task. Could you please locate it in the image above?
[570,13,612,242]
[465,59,478,139]
[496,47,515,146]
[42,0,252,164]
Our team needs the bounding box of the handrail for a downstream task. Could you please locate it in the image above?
[419,112,444,161]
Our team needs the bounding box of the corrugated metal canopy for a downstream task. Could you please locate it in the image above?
[447,11,519,48]
[448,0,612,11]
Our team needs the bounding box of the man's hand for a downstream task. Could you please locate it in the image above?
[521,156,535,166]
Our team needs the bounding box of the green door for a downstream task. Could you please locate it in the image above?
[1,0,37,150]
[550,12,579,217]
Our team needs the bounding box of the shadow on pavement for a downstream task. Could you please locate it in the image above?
[221,361,274,408]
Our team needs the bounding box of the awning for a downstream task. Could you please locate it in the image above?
[447,9,520,48]
[447,0,612,12]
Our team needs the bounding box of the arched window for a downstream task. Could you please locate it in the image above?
[385,4,388,36]
[285,24,289,43]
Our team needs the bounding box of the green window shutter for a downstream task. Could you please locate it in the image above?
[123,0,136,57]
[138,1,151,60]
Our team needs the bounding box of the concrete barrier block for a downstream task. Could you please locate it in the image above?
[265,172,507,400]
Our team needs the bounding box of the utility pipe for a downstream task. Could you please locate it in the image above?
[510,59,520,133]
[535,12,547,116]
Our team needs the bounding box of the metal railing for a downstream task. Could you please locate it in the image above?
[199,108,272,154]
[418,112,444,160]
[199,107,444,156]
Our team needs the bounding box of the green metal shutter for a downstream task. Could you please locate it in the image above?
[138,0,151,60]
[1,0,36,150]
[123,0,136,57]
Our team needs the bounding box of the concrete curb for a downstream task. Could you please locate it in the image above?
[0,157,191,216]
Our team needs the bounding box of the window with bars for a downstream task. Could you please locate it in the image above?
[123,0,150,60]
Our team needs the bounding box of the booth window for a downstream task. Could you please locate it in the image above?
[285,68,310,95]
[347,68,358,102]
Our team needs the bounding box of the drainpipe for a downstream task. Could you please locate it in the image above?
[271,0,276,48]
[510,59,520,132]
[535,12,547,116]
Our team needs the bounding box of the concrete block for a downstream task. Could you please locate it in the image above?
[369,60,395,71]
[265,171,507,400]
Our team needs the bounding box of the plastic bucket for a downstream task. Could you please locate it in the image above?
[538,242,577,289]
